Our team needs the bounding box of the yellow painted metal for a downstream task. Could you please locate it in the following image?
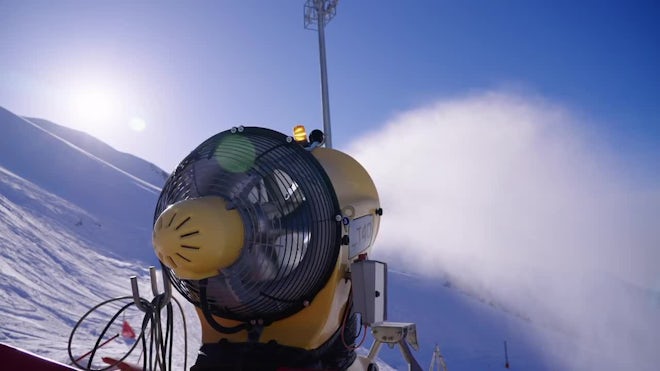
[197,249,351,349]
[153,196,244,280]
[312,147,381,257]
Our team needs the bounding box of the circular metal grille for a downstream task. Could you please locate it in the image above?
[154,127,341,322]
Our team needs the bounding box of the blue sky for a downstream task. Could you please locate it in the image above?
[1,0,658,174]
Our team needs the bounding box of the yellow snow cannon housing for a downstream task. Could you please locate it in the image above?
[151,127,381,354]
[191,146,381,349]
[312,147,382,260]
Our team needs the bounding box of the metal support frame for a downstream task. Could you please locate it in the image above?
[366,322,423,371]
[429,344,448,371]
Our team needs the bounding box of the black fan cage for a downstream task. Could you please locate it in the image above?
[154,127,341,322]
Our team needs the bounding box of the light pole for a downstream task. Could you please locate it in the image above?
[304,0,338,148]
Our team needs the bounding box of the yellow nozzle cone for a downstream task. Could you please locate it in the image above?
[153,196,244,280]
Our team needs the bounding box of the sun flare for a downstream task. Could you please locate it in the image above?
[70,87,119,123]
[129,117,147,132]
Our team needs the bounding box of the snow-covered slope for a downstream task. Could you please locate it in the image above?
[0,165,172,361]
[0,107,165,265]
[0,106,200,368]
[24,117,169,189]
[4,106,652,370]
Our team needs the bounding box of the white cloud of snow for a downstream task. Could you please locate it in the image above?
[348,90,660,370]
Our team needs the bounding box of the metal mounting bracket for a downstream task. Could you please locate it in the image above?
[130,266,172,312]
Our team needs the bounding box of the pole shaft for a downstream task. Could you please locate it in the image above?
[74,333,120,362]
[316,1,332,148]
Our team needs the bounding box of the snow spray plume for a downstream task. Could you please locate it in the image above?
[348,91,660,370]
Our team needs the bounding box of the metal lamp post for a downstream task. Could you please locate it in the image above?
[304,0,338,148]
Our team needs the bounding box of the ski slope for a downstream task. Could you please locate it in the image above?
[0,105,657,370]
[0,106,198,368]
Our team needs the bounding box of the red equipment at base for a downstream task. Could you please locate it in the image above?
[0,342,77,370]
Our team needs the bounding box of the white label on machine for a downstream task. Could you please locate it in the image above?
[348,215,374,258]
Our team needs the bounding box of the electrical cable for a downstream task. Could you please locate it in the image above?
[340,288,368,351]
[198,279,249,334]
[68,292,188,371]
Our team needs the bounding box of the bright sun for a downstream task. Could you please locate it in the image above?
[71,87,118,123]
[67,83,147,134]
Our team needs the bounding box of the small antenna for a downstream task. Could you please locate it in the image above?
[304,0,338,148]
[504,340,510,368]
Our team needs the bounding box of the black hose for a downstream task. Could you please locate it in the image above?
[68,293,188,371]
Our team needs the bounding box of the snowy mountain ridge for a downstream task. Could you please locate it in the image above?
[23,116,168,191]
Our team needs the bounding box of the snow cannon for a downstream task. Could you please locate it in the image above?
[152,126,387,370]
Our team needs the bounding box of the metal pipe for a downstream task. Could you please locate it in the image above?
[130,276,149,312]
[150,266,160,297]
[316,0,333,148]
